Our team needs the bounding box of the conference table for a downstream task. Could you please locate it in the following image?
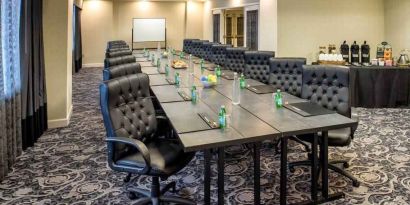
[135,51,357,205]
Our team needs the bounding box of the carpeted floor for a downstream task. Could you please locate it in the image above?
[0,67,410,205]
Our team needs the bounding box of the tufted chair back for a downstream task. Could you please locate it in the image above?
[191,40,209,57]
[202,42,218,61]
[183,39,199,54]
[225,47,248,73]
[104,55,136,68]
[103,63,142,81]
[105,50,132,58]
[211,44,232,67]
[100,73,157,161]
[244,51,275,84]
[108,44,129,50]
[302,65,351,117]
[268,58,306,97]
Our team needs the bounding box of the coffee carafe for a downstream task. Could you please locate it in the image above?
[340,41,350,63]
[361,41,370,66]
[351,41,360,66]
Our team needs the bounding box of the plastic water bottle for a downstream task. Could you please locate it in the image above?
[175,72,180,87]
[157,42,161,56]
[165,64,170,77]
[240,73,246,89]
[275,89,283,108]
[151,54,155,65]
[189,54,193,70]
[157,58,161,71]
[232,72,240,105]
[191,86,198,104]
[146,51,150,60]
[188,73,195,88]
[219,105,226,129]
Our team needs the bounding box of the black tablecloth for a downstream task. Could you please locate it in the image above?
[350,66,410,108]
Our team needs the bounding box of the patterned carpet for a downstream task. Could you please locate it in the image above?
[0,67,410,205]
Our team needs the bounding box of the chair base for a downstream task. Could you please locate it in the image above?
[275,136,311,154]
[127,177,195,205]
[289,159,360,187]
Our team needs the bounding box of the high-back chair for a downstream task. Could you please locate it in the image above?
[225,47,248,73]
[100,74,195,204]
[202,42,218,61]
[105,49,132,58]
[244,51,275,84]
[104,55,136,68]
[103,63,142,81]
[289,65,360,187]
[183,39,199,54]
[211,44,232,67]
[191,40,208,57]
[268,58,306,97]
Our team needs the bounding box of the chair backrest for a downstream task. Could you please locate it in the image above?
[225,47,248,73]
[108,44,129,50]
[211,44,232,67]
[100,74,157,160]
[106,47,130,53]
[103,63,142,81]
[302,65,351,117]
[202,42,217,61]
[268,58,306,97]
[191,40,208,57]
[105,49,132,58]
[244,51,275,84]
[104,55,136,68]
[183,39,199,54]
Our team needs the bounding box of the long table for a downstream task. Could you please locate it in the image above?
[136,51,357,204]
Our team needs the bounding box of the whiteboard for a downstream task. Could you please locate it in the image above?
[133,18,166,42]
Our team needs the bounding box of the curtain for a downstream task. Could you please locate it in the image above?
[20,0,48,150]
[0,0,22,181]
[73,5,82,73]
[213,14,220,43]
[246,10,258,50]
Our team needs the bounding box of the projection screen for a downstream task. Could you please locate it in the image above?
[132,18,166,42]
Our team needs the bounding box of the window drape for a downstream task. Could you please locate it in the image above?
[0,0,23,181]
[73,5,82,73]
[20,0,48,150]
[246,10,258,50]
[213,14,220,43]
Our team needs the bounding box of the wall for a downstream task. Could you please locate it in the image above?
[384,0,410,55]
[277,0,385,63]
[43,0,73,128]
[186,1,204,39]
[82,0,114,66]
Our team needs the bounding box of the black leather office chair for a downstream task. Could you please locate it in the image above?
[100,73,196,204]
[103,63,142,81]
[183,39,199,54]
[108,40,127,46]
[106,47,130,53]
[211,44,232,67]
[104,55,136,68]
[225,47,248,73]
[289,65,360,187]
[202,42,218,61]
[191,40,208,57]
[108,43,129,50]
[106,49,133,58]
[244,51,275,84]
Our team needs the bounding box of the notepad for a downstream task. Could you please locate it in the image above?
[198,113,220,129]
[178,91,191,101]
[284,102,336,117]
[221,72,234,80]
[247,85,276,94]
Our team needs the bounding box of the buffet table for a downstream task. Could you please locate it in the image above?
[350,66,410,108]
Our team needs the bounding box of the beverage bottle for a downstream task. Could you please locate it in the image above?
[191,86,197,104]
[175,72,180,87]
[180,51,184,59]
[275,89,283,108]
[351,41,360,66]
[151,54,155,65]
[361,41,370,65]
[232,72,241,105]
[165,64,170,77]
[200,59,205,73]
[188,73,194,87]
[239,73,246,89]
[215,65,222,77]
[143,48,147,57]
[340,41,350,63]
[157,58,161,71]
[146,51,150,60]
[189,54,193,70]
[219,105,226,129]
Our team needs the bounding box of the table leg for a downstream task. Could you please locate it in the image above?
[253,143,261,205]
[311,133,319,203]
[321,131,329,199]
[218,147,225,205]
[280,136,288,205]
[204,149,211,205]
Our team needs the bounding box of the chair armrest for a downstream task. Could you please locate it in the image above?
[350,108,360,137]
[156,115,168,121]
[106,137,151,170]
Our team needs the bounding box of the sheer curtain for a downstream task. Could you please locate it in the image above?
[0,0,22,180]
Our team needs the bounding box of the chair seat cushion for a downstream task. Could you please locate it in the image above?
[298,127,351,147]
[116,139,194,176]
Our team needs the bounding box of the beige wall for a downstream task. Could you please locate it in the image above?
[43,0,73,128]
[385,0,410,55]
[277,0,385,63]
[186,1,204,39]
[82,0,114,65]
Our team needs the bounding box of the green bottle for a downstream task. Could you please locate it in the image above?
[175,72,180,87]
[151,54,155,65]
[275,89,283,108]
[179,51,184,59]
[191,86,197,104]
[219,105,226,129]
[165,64,170,77]
[157,58,161,69]
[146,51,150,60]
[239,73,246,89]
[215,65,222,77]
[200,59,205,73]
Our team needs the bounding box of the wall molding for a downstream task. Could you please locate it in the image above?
[48,105,73,129]
[82,63,104,68]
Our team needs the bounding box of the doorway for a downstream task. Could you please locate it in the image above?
[224,8,244,47]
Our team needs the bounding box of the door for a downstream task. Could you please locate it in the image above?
[246,10,258,50]
[224,9,244,47]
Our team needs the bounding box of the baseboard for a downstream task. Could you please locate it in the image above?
[48,105,73,129]
[82,63,103,68]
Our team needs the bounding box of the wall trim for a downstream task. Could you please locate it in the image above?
[82,63,104,68]
[211,3,259,10]
[48,105,73,129]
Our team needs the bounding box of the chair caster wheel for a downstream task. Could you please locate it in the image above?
[127,192,138,200]
[289,167,295,173]
[343,162,349,168]
[124,174,131,183]
[353,180,360,187]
